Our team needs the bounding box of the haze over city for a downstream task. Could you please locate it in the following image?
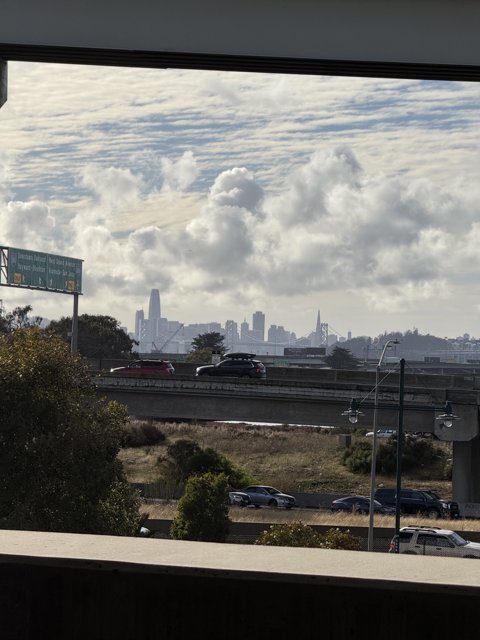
[1,62,480,339]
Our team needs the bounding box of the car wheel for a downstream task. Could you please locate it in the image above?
[254,504,261,509]
[426,509,441,519]
[268,499,278,508]
[285,505,293,510]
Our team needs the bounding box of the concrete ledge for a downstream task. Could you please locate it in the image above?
[2,530,480,638]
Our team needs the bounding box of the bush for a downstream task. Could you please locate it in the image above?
[321,527,360,550]
[255,523,361,550]
[170,472,231,542]
[342,440,371,474]
[376,435,446,475]
[121,421,166,448]
[164,439,254,487]
[255,522,323,547]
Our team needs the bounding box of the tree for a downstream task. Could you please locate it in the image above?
[48,313,137,359]
[190,331,225,353]
[323,345,361,370]
[0,327,142,535]
[0,305,42,334]
[169,472,231,542]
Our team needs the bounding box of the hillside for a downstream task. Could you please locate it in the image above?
[118,420,453,499]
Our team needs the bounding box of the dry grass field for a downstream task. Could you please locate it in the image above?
[140,501,480,532]
[119,419,453,496]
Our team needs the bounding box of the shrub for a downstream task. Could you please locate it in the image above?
[321,527,360,550]
[376,435,446,475]
[185,448,255,488]
[255,523,361,550]
[165,439,254,487]
[165,439,202,481]
[170,472,231,542]
[342,440,371,474]
[255,522,323,547]
[121,421,166,448]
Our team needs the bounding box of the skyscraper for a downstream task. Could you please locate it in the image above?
[148,289,161,321]
[134,309,144,342]
[252,310,265,342]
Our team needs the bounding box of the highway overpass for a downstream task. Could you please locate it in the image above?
[95,368,480,504]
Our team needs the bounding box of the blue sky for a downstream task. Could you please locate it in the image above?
[1,62,480,340]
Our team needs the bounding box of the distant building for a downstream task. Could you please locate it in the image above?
[148,289,161,322]
[225,320,239,350]
[252,311,265,342]
[240,319,250,342]
[134,309,144,342]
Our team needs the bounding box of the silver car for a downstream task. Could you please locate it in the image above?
[241,485,296,509]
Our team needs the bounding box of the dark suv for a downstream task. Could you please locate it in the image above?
[195,352,266,379]
[375,488,460,519]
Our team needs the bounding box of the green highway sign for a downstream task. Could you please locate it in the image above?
[4,247,82,294]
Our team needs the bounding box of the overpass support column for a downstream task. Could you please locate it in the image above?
[453,437,480,503]
[0,60,7,109]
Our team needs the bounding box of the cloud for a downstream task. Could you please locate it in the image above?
[2,62,480,337]
[0,200,56,249]
[161,151,198,192]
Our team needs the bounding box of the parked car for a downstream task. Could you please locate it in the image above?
[389,526,480,558]
[195,352,266,379]
[228,491,251,507]
[331,495,395,515]
[241,485,296,509]
[365,429,395,438]
[110,359,175,375]
[375,487,458,519]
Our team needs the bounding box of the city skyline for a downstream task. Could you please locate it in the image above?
[1,63,480,338]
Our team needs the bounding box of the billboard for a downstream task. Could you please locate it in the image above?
[1,247,82,294]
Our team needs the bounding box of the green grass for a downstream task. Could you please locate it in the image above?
[118,420,453,498]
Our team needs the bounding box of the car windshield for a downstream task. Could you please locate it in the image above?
[448,532,467,546]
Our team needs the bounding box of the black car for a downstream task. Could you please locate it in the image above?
[331,495,395,515]
[374,487,459,519]
[195,352,266,379]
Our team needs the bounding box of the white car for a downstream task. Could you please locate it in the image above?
[366,428,395,438]
[389,526,480,558]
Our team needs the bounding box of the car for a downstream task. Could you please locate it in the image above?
[110,359,175,375]
[365,429,395,438]
[240,485,296,509]
[330,495,395,515]
[423,490,460,519]
[227,491,251,507]
[374,487,458,519]
[389,526,480,558]
[195,352,266,379]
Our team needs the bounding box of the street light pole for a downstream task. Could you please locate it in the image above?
[367,339,399,552]
[394,357,406,550]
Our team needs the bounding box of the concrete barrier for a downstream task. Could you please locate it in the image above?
[2,529,480,639]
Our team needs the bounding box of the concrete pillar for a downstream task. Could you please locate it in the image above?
[0,60,7,109]
[453,437,480,502]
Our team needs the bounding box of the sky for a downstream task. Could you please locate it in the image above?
[0,61,480,340]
